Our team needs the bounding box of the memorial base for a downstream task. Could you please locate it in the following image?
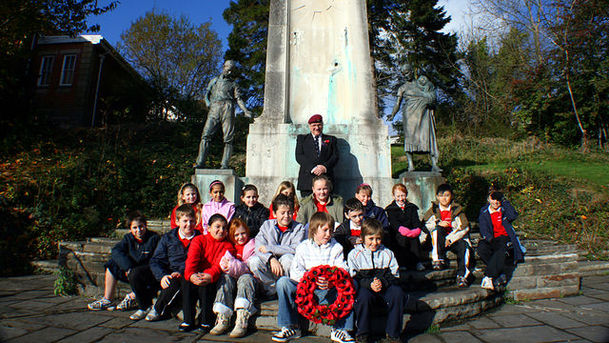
[399,171,446,216]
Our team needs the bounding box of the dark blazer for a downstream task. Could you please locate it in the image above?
[149,228,202,281]
[295,133,339,191]
[234,202,270,238]
[385,200,424,249]
[478,199,524,264]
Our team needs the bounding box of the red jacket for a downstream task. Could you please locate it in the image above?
[170,204,203,232]
[184,233,235,283]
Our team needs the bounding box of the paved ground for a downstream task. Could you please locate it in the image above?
[0,274,608,343]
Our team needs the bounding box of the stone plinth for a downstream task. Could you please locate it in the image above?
[399,171,445,216]
[192,169,242,203]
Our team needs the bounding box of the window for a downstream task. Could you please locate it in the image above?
[38,56,55,87]
[59,54,77,86]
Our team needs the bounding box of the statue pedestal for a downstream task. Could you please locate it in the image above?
[192,169,243,203]
[399,171,446,216]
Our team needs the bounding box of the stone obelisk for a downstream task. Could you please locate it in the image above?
[245,0,393,205]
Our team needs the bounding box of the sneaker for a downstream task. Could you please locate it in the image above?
[380,335,401,343]
[272,327,301,342]
[145,308,160,321]
[432,261,443,271]
[480,276,494,290]
[87,297,112,311]
[493,274,507,291]
[229,309,251,338]
[129,308,149,320]
[416,262,426,271]
[116,294,137,311]
[209,313,231,335]
[331,329,355,343]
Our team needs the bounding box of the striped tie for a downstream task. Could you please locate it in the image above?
[315,135,320,156]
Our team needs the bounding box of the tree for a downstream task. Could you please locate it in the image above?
[117,11,223,120]
[223,0,270,112]
[367,0,462,115]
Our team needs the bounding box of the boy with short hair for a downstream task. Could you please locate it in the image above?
[478,190,525,291]
[87,211,160,315]
[334,198,365,257]
[422,184,474,287]
[297,175,344,224]
[248,194,307,296]
[146,204,202,321]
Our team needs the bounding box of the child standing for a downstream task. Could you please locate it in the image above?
[269,181,300,221]
[87,212,160,317]
[234,184,270,237]
[248,194,307,296]
[201,180,235,234]
[181,214,235,332]
[422,184,474,287]
[273,212,355,343]
[385,184,427,271]
[297,175,344,224]
[209,218,257,338]
[147,204,202,321]
[170,183,203,232]
[354,184,389,231]
[478,191,525,291]
[348,219,404,343]
[334,198,365,257]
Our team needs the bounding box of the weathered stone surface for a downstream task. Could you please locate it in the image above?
[491,314,542,328]
[557,295,602,306]
[59,326,115,343]
[439,331,484,343]
[537,273,581,288]
[6,327,77,343]
[525,311,588,329]
[511,285,580,301]
[192,169,241,203]
[566,326,609,343]
[474,325,579,342]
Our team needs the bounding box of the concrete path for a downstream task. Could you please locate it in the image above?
[1,274,608,342]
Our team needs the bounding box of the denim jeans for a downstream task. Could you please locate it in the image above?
[276,276,354,330]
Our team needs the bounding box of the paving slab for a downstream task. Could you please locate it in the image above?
[561,309,609,325]
[474,325,579,342]
[0,325,29,341]
[487,303,529,316]
[468,316,501,330]
[6,300,57,314]
[524,311,588,329]
[587,293,609,302]
[6,326,77,343]
[95,326,197,343]
[29,311,113,330]
[556,295,605,306]
[580,302,609,313]
[407,333,444,343]
[439,322,471,331]
[438,331,484,343]
[99,316,137,329]
[59,326,115,343]
[566,326,609,343]
[490,314,543,328]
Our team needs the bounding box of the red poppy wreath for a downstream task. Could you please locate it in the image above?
[294,265,355,325]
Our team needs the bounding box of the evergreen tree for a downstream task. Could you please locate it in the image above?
[223,0,270,112]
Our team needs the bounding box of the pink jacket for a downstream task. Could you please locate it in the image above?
[221,238,256,279]
[201,198,235,234]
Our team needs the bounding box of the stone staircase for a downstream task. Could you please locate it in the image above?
[52,220,607,335]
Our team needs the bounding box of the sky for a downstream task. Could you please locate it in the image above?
[89,0,470,51]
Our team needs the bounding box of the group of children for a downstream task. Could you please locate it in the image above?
[87,175,524,343]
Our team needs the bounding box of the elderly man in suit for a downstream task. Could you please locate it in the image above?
[295,114,339,198]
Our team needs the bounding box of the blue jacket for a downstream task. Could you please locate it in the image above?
[149,228,202,281]
[478,199,525,264]
[111,230,160,272]
[363,200,389,230]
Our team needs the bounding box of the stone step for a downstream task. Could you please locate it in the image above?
[114,219,172,237]
[254,285,502,336]
[31,259,60,274]
[578,260,609,277]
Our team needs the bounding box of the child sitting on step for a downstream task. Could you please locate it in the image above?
[209,218,258,338]
[201,180,235,234]
[233,184,269,237]
[180,214,235,332]
[385,183,427,271]
[348,218,404,343]
[354,183,389,232]
[248,194,307,296]
[87,211,160,317]
[477,190,525,291]
[273,212,355,343]
[170,183,203,232]
[334,198,365,258]
[423,184,474,288]
[269,181,300,221]
[146,204,202,322]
